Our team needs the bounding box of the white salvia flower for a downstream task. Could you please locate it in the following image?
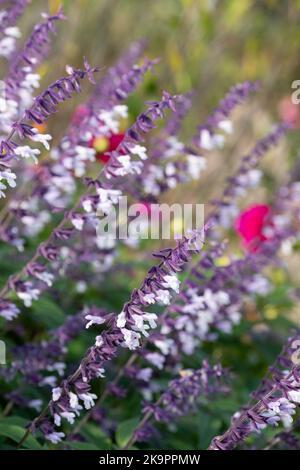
[0,169,17,187]
[117,311,127,328]
[136,368,152,382]
[154,338,175,355]
[145,352,165,369]
[121,328,141,350]
[0,302,20,321]
[82,199,93,213]
[132,313,157,337]
[186,155,206,179]
[165,162,176,176]
[51,362,66,376]
[41,376,57,387]
[200,129,225,150]
[288,391,300,403]
[0,37,16,58]
[114,155,132,176]
[143,293,156,304]
[31,132,52,150]
[96,367,105,378]
[17,287,40,307]
[95,335,104,347]
[218,119,233,134]
[60,411,76,424]
[113,104,128,119]
[219,204,239,229]
[79,392,97,410]
[143,312,157,329]
[28,399,43,412]
[98,110,119,133]
[71,217,84,231]
[69,392,79,409]
[130,144,147,160]
[164,136,185,158]
[35,271,54,287]
[4,27,21,38]
[238,169,262,188]
[22,72,40,89]
[85,314,105,329]
[248,274,271,296]
[162,274,180,293]
[14,145,40,163]
[46,432,65,444]
[75,281,87,293]
[97,188,122,204]
[155,289,171,305]
[54,414,61,427]
[215,291,230,305]
[52,387,62,402]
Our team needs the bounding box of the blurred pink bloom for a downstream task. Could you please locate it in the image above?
[235,204,272,252]
[278,96,300,128]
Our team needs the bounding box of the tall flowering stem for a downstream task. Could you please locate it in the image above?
[17,228,205,445]
[124,362,229,449]
[209,331,300,450]
[0,60,99,163]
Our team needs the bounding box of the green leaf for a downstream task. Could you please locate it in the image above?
[0,424,42,450]
[115,417,140,448]
[0,416,29,427]
[31,297,65,328]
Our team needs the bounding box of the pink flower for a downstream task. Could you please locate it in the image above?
[278,97,300,128]
[235,204,272,252]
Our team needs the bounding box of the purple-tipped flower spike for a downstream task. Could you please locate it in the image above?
[194,81,259,150]
[0,1,30,58]
[209,332,300,450]
[125,362,229,448]
[23,228,205,444]
[6,10,65,98]
[0,61,99,165]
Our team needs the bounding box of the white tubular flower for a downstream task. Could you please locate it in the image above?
[35,271,54,287]
[130,144,147,160]
[71,216,84,231]
[145,352,165,369]
[52,387,62,402]
[186,155,206,179]
[143,293,156,304]
[85,314,106,329]
[4,27,21,38]
[45,432,65,444]
[200,129,225,150]
[95,335,104,347]
[162,274,180,293]
[14,145,41,163]
[31,132,52,150]
[218,119,233,134]
[116,311,127,328]
[54,414,61,427]
[79,392,97,410]
[17,287,40,307]
[69,392,79,409]
[155,289,171,305]
[113,104,128,119]
[60,411,76,424]
[121,328,141,350]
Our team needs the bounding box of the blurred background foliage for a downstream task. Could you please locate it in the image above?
[0,0,300,450]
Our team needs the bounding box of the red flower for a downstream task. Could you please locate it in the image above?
[90,132,125,163]
[235,204,272,252]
